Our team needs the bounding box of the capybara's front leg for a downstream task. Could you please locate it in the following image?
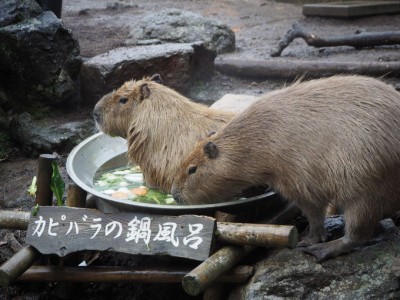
[302,205,380,262]
[297,202,327,247]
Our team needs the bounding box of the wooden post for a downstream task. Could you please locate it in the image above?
[0,246,40,286]
[66,183,87,208]
[35,154,57,206]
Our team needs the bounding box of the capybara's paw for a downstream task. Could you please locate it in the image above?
[300,239,352,262]
[297,231,327,247]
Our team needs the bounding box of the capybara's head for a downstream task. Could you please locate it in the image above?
[171,138,247,205]
[93,74,163,138]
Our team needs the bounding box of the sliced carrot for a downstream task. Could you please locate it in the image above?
[111,191,129,199]
[131,186,149,196]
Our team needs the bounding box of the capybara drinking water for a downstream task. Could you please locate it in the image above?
[93,74,235,192]
[171,75,400,261]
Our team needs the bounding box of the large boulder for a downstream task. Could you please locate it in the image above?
[229,216,400,299]
[81,42,216,106]
[125,9,235,54]
[0,0,81,112]
[10,112,94,158]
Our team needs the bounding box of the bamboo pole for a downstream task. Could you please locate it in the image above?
[16,265,253,283]
[35,154,57,206]
[0,210,30,230]
[0,246,40,286]
[216,223,298,248]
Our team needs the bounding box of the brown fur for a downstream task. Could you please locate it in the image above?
[93,75,235,192]
[171,75,400,261]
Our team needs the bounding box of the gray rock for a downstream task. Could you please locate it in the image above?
[0,0,42,27]
[80,42,216,106]
[229,216,400,300]
[0,0,81,111]
[125,9,235,54]
[211,94,258,113]
[10,112,95,157]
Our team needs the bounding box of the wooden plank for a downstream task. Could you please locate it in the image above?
[25,206,216,261]
[303,1,400,18]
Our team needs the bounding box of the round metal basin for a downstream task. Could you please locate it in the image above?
[66,132,278,215]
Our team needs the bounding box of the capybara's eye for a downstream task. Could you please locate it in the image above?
[119,97,128,104]
[188,166,197,175]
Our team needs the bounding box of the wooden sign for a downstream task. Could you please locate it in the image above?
[26,207,216,261]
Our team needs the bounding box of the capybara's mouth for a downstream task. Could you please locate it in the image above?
[171,186,186,205]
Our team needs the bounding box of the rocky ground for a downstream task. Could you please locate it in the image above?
[2,0,400,299]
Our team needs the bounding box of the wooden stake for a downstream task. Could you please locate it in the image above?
[216,223,298,248]
[35,154,57,206]
[66,183,87,208]
[16,265,253,283]
[0,246,40,286]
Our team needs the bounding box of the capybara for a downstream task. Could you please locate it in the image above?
[93,74,235,192]
[171,75,400,261]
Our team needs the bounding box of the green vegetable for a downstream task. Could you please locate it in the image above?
[32,204,40,216]
[50,161,65,206]
[28,176,37,197]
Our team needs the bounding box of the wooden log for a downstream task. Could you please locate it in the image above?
[215,57,400,80]
[183,245,254,296]
[182,202,301,296]
[0,210,30,230]
[0,245,40,286]
[216,223,298,248]
[35,154,57,206]
[66,183,87,208]
[16,265,253,283]
[203,211,238,300]
[271,23,400,57]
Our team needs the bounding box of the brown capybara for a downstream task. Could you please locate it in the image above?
[171,75,400,261]
[93,74,235,192]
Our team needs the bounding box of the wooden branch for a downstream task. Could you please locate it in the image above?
[183,245,254,296]
[66,183,87,208]
[4,233,23,253]
[271,23,400,57]
[215,57,400,79]
[35,154,57,206]
[16,265,253,283]
[216,223,298,248]
[183,202,301,296]
[0,210,30,230]
[0,245,40,286]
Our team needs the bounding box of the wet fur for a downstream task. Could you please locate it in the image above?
[93,76,235,192]
[171,75,400,261]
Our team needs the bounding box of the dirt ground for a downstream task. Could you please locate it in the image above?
[1,0,400,299]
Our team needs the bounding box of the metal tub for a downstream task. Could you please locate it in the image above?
[66,133,279,215]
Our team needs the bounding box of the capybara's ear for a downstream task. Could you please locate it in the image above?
[204,141,219,159]
[150,74,163,84]
[140,83,150,100]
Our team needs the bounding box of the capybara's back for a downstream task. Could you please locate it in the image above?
[172,75,400,261]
